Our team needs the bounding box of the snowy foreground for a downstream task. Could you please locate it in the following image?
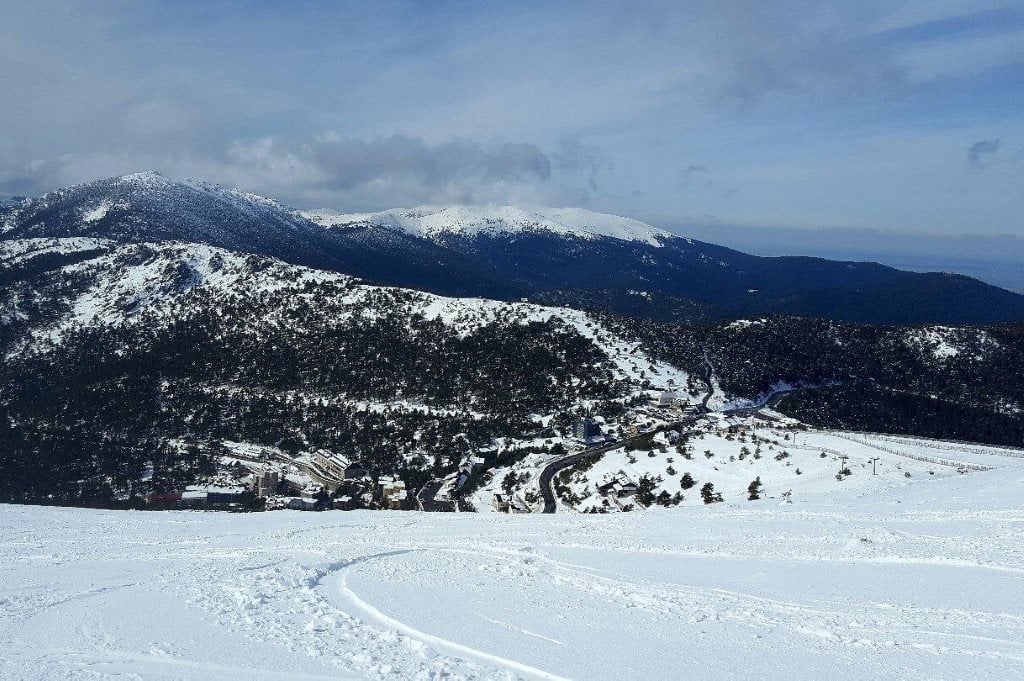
[3,460,1024,680]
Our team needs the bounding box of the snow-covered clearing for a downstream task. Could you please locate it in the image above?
[4,450,1024,680]
[903,326,999,362]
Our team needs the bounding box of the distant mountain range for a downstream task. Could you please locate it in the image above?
[300,204,670,245]
[4,172,1024,326]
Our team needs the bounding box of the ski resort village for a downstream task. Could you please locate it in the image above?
[135,389,1024,521]
[142,385,712,515]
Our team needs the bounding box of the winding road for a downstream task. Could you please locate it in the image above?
[424,374,813,515]
[539,420,694,513]
[537,379,816,513]
[417,478,456,512]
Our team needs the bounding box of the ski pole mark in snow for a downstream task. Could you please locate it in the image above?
[476,615,566,646]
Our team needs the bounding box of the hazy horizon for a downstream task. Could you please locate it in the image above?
[663,221,1024,294]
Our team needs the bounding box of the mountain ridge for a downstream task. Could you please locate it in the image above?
[299,204,674,246]
[4,172,1024,326]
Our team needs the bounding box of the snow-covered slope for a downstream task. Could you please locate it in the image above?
[533,418,1024,513]
[4,452,1024,679]
[300,204,674,246]
[1,236,708,505]
[1,237,695,393]
[1,171,288,236]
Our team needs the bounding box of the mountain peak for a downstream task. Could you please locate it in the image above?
[115,170,171,187]
[301,204,675,247]
[0,172,333,268]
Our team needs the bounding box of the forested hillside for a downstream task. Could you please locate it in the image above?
[0,239,651,504]
[597,314,1024,444]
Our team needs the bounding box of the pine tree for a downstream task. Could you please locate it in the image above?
[700,482,721,504]
[747,476,762,500]
[680,472,696,490]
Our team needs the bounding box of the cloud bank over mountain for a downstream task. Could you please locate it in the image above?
[2,1,1022,244]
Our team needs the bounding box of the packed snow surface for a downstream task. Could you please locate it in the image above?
[545,426,1000,513]
[3,442,1024,680]
[300,204,673,247]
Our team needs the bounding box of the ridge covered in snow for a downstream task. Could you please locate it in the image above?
[0,237,694,393]
[6,172,1024,326]
[300,204,675,247]
[0,173,352,274]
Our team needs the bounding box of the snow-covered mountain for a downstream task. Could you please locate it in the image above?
[300,204,673,247]
[0,173,524,298]
[0,172,354,272]
[3,233,1024,510]
[1,236,705,504]
[6,172,1024,325]
[0,236,688,392]
[305,203,1024,326]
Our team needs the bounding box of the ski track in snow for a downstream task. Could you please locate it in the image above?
[3,441,1024,681]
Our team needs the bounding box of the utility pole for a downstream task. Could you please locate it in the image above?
[839,455,849,474]
[870,457,880,475]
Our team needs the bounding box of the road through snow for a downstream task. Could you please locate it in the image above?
[3,445,1024,680]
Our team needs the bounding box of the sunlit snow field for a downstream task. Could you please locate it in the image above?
[3,437,1024,680]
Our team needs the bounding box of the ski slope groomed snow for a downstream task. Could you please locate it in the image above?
[3,460,1024,680]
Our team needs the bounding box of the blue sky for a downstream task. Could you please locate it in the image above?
[1,1,1022,272]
